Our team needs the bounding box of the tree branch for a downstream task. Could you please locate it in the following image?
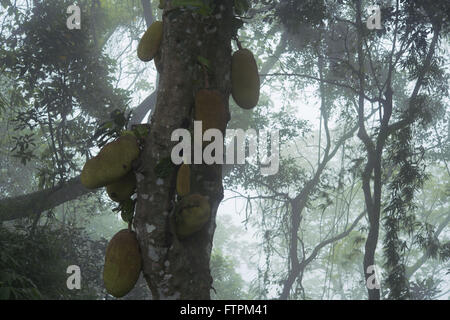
[387,24,440,135]
[405,212,450,279]
[303,211,366,267]
[127,1,159,128]
[141,0,154,28]
[0,176,93,222]
[280,210,365,299]
[261,72,380,104]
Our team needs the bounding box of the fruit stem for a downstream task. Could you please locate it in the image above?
[236,39,243,50]
[202,65,210,89]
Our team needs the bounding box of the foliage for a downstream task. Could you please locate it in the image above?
[0,247,41,299]
[0,222,107,299]
[409,277,443,300]
[383,126,426,299]
[1,0,131,183]
[210,249,249,300]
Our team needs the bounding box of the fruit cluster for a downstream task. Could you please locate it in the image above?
[81,133,139,197]
[80,131,141,298]
[82,2,260,298]
[135,12,260,240]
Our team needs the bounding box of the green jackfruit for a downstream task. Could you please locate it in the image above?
[175,194,211,239]
[176,164,190,197]
[194,89,228,135]
[81,135,140,189]
[231,48,260,109]
[106,171,137,202]
[137,21,163,62]
[103,229,142,298]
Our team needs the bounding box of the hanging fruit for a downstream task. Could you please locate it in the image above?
[175,194,211,239]
[81,135,140,189]
[176,163,191,197]
[231,45,260,109]
[194,89,228,135]
[106,171,137,202]
[137,21,163,62]
[103,229,142,298]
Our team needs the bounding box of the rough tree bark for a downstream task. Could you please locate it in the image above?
[355,0,392,300]
[133,2,234,299]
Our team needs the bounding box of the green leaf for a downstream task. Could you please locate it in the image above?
[101,121,114,130]
[234,0,249,15]
[131,124,150,139]
[154,156,176,178]
[197,55,211,70]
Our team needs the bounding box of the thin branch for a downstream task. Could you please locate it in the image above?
[405,212,450,279]
[261,72,380,104]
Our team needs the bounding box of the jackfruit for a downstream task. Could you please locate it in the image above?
[81,135,140,189]
[106,171,137,202]
[176,164,190,197]
[175,194,211,239]
[103,229,142,298]
[231,48,260,109]
[194,89,228,135]
[137,21,163,62]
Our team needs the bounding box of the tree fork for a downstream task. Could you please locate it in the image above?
[133,2,234,300]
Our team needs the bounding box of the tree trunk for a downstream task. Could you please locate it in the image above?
[133,2,234,299]
[354,0,380,300]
